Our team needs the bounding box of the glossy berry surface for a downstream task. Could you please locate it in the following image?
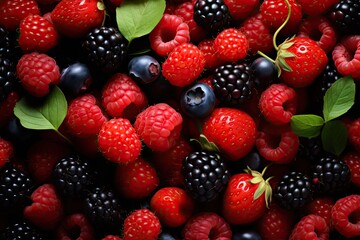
[251,57,276,89]
[128,55,161,84]
[59,62,92,97]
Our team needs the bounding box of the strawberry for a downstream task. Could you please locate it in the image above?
[51,0,105,39]
[222,167,273,225]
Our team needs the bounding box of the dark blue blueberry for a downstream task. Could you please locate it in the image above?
[128,55,160,84]
[242,151,263,171]
[4,117,37,147]
[158,231,178,240]
[180,82,216,118]
[233,230,262,240]
[59,63,92,97]
[251,57,276,89]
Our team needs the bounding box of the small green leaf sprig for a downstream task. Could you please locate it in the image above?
[290,76,356,156]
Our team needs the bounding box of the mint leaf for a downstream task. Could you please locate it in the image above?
[14,86,67,131]
[321,120,347,156]
[291,114,324,138]
[116,0,165,44]
[323,76,355,122]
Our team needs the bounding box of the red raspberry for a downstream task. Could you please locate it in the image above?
[331,195,360,238]
[98,118,141,164]
[297,0,340,16]
[123,209,161,240]
[162,43,205,87]
[297,16,337,53]
[0,137,13,168]
[256,126,299,164]
[149,14,190,57]
[109,0,124,7]
[224,0,260,21]
[347,118,360,151]
[151,139,193,187]
[16,52,60,97]
[304,197,335,229]
[289,214,329,240]
[65,94,108,138]
[174,2,207,43]
[239,13,274,55]
[0,0,40,31]
[102,235,122,240]
[213,28,249,62]
[115,157,159,199]
[333,35,360,80]
[259,83,297,125]
[19,14,59,53]
[134,103,183,152]
[343,151,360,187]
[183,212,232,240]
[101,73,148,121]
[57,213,94,240]
[24,184,63,230]
[0,91,20,128]
[26,140,71,182]
[198,39,226,70]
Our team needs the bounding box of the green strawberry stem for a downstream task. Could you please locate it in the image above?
[55,129,72,145]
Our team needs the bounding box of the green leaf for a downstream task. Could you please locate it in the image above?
[321,120,348,156]
[323,76,355,122]
[116,0,166,43]
[14,86,67,131]
[290,114,324,138]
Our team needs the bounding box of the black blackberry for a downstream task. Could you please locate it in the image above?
[274,171,313,209]
[193,0,231,33]
[82,26,128,74]
[329,0,360,34]
[1,220,47,240]
[0,26,11,58]
[182,151,231,202]
[53,156,93,198]
[297,137,324,162]
[212,63,255,106]
[311,155,351,194]
[0,57,17,102]
[0,164,34,209]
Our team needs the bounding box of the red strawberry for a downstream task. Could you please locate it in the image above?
[51,0,105,39]
[19,14,59,53]
[222,167,273,225]
[0,137,13,168]
[123,209,161,240]
[115,157,159,199]
[202,107,257,161]
[150,187,195,228]
[343,151,360,187]
[0,0,40,31]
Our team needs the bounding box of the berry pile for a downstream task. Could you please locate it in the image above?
[0,0,360,239]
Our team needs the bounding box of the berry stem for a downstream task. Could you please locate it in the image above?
[55,129,72,145]
[272,0,292,51]
[256,51,276,63]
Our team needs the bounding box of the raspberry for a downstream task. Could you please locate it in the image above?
[297,16,337,53]
[347,118,360,151]
[331,195,360,238]
[239,13,274,55]
[65,94,108,138]
[18,14,59,53]
[123,209,161,240]
[304,197,335,229]
[342,151,360,187]
[56,213,94,240]
[289,215,329,240]
[213,28,249,62]
[182,212,232,239]
[16,52,60,97]
[162,43,205,87]
[24,184,63,230]
[115,157,160,199]
[98,118,142,164]
[198,39,226,70]
[224,0,260,21]
[101,73,148,121]
[0,137,13,168]
[149,14,190,57]
[259,83,297,125]
[102,235,122,240]
[134,103,183,152]
[297,0,340,16]
[0,91,20,128]
[332,35,360,80]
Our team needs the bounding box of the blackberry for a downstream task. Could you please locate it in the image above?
[2,220,47,240]
[297,137,324,162]
[329,0,360,34]
[212,62,255,106]
[0,164,34,209]
[274,171,313,209]
[0,26,11,58]
[82,26,127,74]
[311,155,351,194]
[53,156,93,198]
[193,0,231,33]
[0,57,17,102]
[182,151,231,202]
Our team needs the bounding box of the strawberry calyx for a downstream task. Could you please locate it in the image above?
[191,134,220,153]
[244,165,274,208]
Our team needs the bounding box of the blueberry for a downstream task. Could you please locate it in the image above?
[251,57,277,89]
[242,151,263,171]
[59,63,92,97]
[128,55,160,84]
[4,117,37,147]
[233,230,262,240]
[180,82,216,118]
[158,232,178,240]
